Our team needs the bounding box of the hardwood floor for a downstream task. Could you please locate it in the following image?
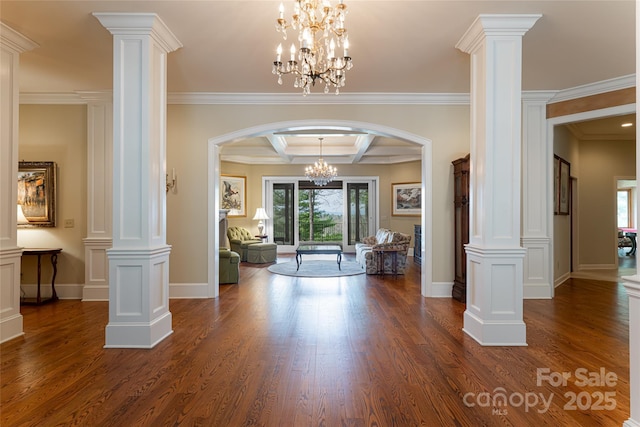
[1,255,630,426]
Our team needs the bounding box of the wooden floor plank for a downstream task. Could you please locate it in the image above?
[1,255,631,426]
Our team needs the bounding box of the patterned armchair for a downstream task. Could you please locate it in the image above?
[226,226,262,261]
[355,228,412,274]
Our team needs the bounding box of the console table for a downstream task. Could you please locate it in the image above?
[21,248,62,305]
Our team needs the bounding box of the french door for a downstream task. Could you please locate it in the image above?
[265,177,377,253]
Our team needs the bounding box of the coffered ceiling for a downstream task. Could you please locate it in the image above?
[1,0,635,164]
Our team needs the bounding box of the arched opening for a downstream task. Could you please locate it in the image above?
[207,119,433,298]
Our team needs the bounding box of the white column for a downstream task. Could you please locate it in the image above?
[0,24,38,343]
[79,91,113,301]
[94,13,182,348]
[521,92,555,299]
[623,282,640,427]
[620,4,640,425]
[456,14,540,346]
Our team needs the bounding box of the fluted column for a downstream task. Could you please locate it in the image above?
[94,13,182,348]
[80,91,113,301]
[0,23,38,343]
[456,14,541,346]
[521,92,555,299]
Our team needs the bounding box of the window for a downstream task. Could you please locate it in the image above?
[617,188,633,228]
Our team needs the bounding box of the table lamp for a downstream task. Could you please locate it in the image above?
[253,208,269,236]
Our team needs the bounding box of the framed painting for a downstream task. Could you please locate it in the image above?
[17,161,57,227]
[220,174,246,217]
[558,157,571,215]
[392,182,421,216]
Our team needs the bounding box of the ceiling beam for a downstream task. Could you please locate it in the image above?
[351,134,376,163]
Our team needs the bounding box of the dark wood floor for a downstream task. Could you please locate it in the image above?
[1,255,630,426]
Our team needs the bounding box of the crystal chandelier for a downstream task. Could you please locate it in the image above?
[273,0,353,95]
[305,138,338,186]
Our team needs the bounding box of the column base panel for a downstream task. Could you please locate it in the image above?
[0,314,24,344]
[104,311,173,349]
[463,309,527,346]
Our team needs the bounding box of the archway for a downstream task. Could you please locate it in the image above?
[207,119,433,298]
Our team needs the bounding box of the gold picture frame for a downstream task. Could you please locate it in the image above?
[18,161,57,227]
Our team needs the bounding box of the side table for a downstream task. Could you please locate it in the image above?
[373,247,400,277]
[21,248,62,305]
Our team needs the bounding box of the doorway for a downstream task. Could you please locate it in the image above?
[266,177,377,253]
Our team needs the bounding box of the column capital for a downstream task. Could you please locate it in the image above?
[456,14,542,54]
[93,12,182,53]
[0,22,39,53]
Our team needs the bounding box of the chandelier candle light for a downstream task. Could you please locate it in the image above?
[273,0,353,95]
[305,138,338,186]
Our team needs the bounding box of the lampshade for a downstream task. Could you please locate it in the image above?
[253,208,270,221]
[17,204,28,224]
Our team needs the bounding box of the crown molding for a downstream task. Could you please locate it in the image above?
[0,22,39,53]
[549,74,636,103]
[166,92,471,105]
[19,75,635,106]
[20,91,471,105]
[20,93,87,104]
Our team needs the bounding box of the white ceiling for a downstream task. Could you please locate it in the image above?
[1,0,635,164]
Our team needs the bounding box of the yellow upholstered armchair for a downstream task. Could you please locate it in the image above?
[226,226,262,261]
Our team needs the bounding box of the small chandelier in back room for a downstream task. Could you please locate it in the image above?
[305,138,338,186]
[272,0,353,96]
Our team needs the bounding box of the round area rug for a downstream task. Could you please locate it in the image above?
[268,260,365,277]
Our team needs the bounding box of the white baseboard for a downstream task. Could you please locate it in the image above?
[430,282,453,298]
[20,283,83,300]
[576,263,617,270]
[554,272,571,288]
[22,282,212,301]
[523,283,553,299]
[82,285,109,301]
[169,283,210,299]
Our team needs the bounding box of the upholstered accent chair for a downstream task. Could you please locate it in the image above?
[219,248,240,284]
[226,226,262,261]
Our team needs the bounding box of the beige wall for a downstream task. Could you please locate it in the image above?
[167,103,470,284]
[218,160,423,238]
[578,138,636,266]
[18,104,87,286]
[18,103,470,287]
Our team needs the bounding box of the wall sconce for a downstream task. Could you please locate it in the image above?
[166,168,177,193]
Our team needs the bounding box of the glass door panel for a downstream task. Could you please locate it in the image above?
[272,183,295,246]
[347,183,369,246]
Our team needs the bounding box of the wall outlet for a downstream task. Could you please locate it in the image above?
[64,219,75,228]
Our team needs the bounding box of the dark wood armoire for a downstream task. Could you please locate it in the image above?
[452,154,470,303]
